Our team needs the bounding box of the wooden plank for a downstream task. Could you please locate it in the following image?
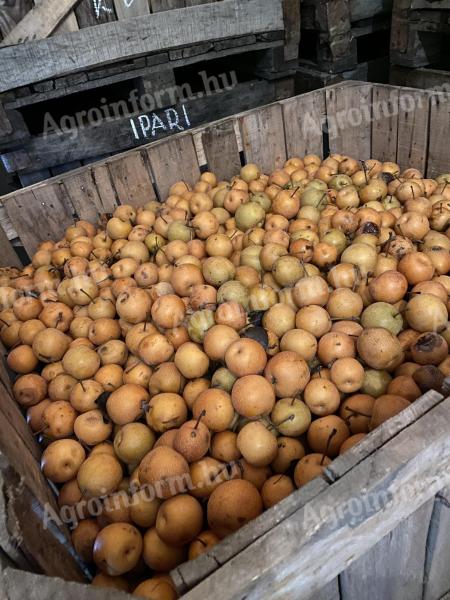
[396,88,430,173]
[180,397,450,600]
[114,0,150,19]
[3,186,74,256]
[172,477,330,594]
[0,103,12,136]
[427,94,450,178]
[423,486,450,600]
[0,225,21,269]
[0,0,284,92]
[1,79,279,173]
[372,85,400,162]
[410,0,450,8]
[74,0,117,27]
[240,103,287,174]
[325,83,373,159]
[0,0,81,46]
[1,567,131,600]
[281,89,326,158]
[91,163,119,211]
[326,389,443,482]
[198,119,241,182]
[390,65,450,90]
[306,579,340,600]
[147,135,200,200]
[339,500,435,600]
[62,168,113,222]
[282,0,301,61]
[33,0,79,36]
[107,152,157,207]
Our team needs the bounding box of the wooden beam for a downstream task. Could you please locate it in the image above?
[0,0,284,92]
[0,0,81,47]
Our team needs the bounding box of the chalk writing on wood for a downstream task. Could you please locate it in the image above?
[130,105,192,140]
[93,0,113,18]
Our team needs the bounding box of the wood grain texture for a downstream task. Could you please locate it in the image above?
[306,579,341,600]
[0,226,21,268]
[427,94,450,178]
[339,500,435,600]
[91,163,119,212]
[150,0,184,10]
[147,135,200,200]
[0,0,284,92]
[325,83,373,159]
[107,152,156,207]
[199,119,242,182]
[0,0,33,39]
[349,0,393,21]
[180,397,450,600]
[371,85,400,163]
[114,0,150,19]
[3,186,74,256]
[0,0,80,46]
[423,486,450,600]
[0,567,130,600]
[396,88,430,173]
[62,168,113,222]
[282,0,300,61]
[33,0,79,36]
[240,104,287,173]
[281,89,326,158]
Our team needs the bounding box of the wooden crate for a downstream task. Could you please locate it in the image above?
[0,0,299,185]
[1,81,450,600]
[390,64,450,89]
[391,0,450,68]
[299,0,393,73]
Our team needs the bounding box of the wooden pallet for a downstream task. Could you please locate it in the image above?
[1,81,450,599]
[299,0,392,73]
[0,0,299,185]
[391,0,450,68]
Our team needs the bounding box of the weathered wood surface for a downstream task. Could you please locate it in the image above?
[0,0,80,47]
[240,104,286,174]
[74,0,117,27]
[198,120,242,182]
[325,83,372,158]
[390,64,450,91]
[108,152,156,207]
[349,0,393,21]
[180,397,450,599]
[0,0,284,92]
[281,89,326,159]
[396,88,430,173]
[1,79,283,174]
[0,0,32,40]
[339,500,435,600]
[0,225,21,268]
[427,94,450,178]
[371,85,400,163]
[423,486,450,600]
[282,0,300,61]
[114,0,151,19]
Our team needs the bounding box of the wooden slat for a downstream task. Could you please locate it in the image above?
[62,169,113,222]
[339,500,435,600]
[0,0,284,92]
[0,0,80,46]
[0,226,22,269]
[114,0,151,19]
[0,0,32,39]
[74,0,117,27]
[147,135,201,200]
[1,567,131,600]
[91,163,119,212]
[33,0,79,36]
[396,88,430,173]
[371,85,400,163]
[281,89,326,158]
[240,103,287,173]
[305,579,340,600]
[427,94,450,178]
[3,186,74,256]
[423,486,450,600]
[325,83,373,159]
[198,119,241,182]
[107,152,157,207]
[282,0,301,61]
[349,0,393,21]
[180,397,450,600]
[326,389,444,482]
